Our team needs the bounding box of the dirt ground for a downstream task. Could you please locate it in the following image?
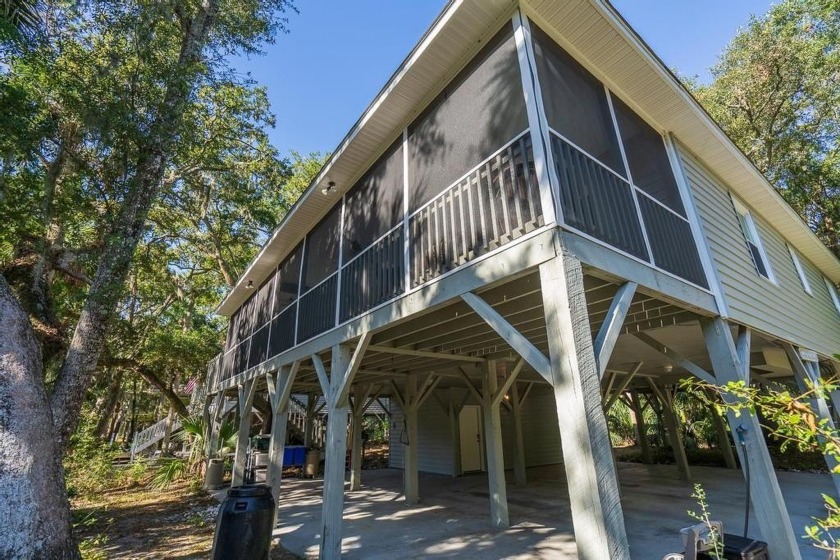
[72,480,300,559]
[71,444,392,559]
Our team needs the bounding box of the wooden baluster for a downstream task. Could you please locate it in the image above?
[467,171,479,256]
[457,182,468,263]
[507,145,525,236]
[520,137,538,228]
[496,152,513,241]
[447,188,457,267]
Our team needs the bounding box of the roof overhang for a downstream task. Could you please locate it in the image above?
[217,0,840,316]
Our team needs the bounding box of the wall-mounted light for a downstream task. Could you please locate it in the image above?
[246,280,254,289]
[321,181,336,195]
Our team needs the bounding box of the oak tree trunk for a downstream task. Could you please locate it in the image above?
[48,0,222,451]
[0,276,78,559]
[95,370,124,438]
[0,3,224,558]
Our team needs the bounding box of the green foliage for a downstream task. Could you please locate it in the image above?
[65,426,152,498]
[149,457,190,490]
[689,0,840,256]
[362,415,389,444]
[73,509,110,560]
[65,430,120,498]
[177,414,238,463]
[684,375,840,553]
[607,401,636,446]
[0,0,40,43]
[0,0,323,482]
[687,483,724,559]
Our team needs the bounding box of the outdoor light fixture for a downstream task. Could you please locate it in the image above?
[321,181,336,195]
[663,363,673,373]
[246,280,254,289]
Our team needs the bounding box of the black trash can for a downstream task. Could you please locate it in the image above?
[698,534,770,560]
[211,484,275,560]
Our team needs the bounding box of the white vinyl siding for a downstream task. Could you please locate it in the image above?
[678,145,840,358]
[788,246,813,295]
[519,386,562,467]
[388,398,453,476]
[389,385,562,475]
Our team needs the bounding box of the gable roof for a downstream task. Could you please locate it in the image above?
[218,0,840,316]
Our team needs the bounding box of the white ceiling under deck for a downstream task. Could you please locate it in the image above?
[220,265,805,403]
[230,270,792,399]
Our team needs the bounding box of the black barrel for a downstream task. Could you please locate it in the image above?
[211,484,275,560]
[699,534,770,560]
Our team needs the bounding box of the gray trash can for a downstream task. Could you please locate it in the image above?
[204,458,225,490]
[211,484,275,560]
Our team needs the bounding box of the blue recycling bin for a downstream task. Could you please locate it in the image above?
[283,445,306,467]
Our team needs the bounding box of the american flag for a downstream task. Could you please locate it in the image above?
[183,377,197,395]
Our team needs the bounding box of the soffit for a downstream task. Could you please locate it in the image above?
[219,0,840,317]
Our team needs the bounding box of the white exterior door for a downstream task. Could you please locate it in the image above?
[459,405,483,472]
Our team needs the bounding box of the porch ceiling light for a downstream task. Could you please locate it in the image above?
[321,181,336,195]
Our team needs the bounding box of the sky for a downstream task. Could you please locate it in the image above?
[233,0,773,159]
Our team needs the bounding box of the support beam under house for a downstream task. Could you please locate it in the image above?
[232,379,256,486]
[540,249,630,560]
[701,318,802,560]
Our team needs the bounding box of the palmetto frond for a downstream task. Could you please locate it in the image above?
[1,0,40,35]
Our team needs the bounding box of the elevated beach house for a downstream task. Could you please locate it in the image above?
[203,1,840,558]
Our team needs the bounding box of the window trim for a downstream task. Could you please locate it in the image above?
[731,197,776,284]
[787,245,813,296]
[825,277,840,316]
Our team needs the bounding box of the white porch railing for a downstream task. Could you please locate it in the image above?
[288,395,326,448]
[130,416,182,460]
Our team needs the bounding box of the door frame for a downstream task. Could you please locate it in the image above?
[458,405,485,473]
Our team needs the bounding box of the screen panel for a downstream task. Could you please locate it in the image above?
[302,205,341,291]
[234,340,250,376]
[274,243,303,313]
[552,134,649,261]
[612,96,685,216]
[343,139,404,261]
[297,274,338,342]
[226,309,238,349]
[253,275,275,330]
[235,295,255,343]
[268,304,296,358]
[248,324,270,369]
[532,24,625,177]
[222,349,235,382]
[638,196,707,287]
[408,23,528,212]
[340,227,404,321]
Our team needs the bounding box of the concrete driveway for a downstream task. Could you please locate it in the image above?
[271,463,832,559]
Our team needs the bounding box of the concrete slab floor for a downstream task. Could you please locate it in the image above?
[269,463,833,559]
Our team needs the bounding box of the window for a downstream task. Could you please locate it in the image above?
[825,278,840,316]
[732,198,774,282]
[787,246,813,295]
